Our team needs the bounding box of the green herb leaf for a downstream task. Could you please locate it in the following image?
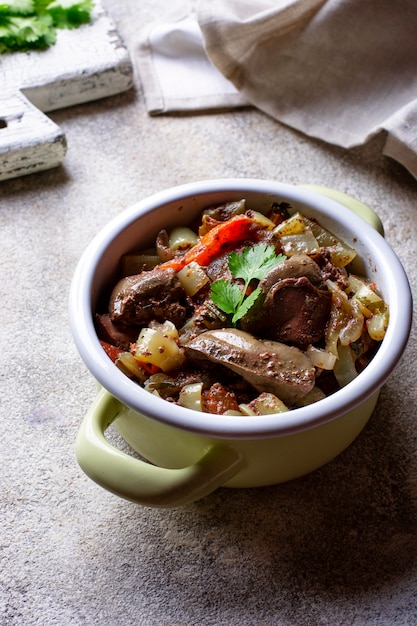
[210,280,242,316]
[210,242,286,325]
[4,1,34,14]
[47,0,93,29]
[228,242,286,283]
[231,286,261,325]
[0,0,92,52]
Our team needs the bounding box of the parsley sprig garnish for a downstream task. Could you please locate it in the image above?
[0,0,93,53]
[210,242,286,326]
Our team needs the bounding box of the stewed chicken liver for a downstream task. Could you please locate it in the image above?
[185,329,315,405]
[241,255,332,349]
[109,267,187,328]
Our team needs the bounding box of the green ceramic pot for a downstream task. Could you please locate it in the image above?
[70,180,411,507]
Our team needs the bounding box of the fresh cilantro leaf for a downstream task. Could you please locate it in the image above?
[5,1,34,14]
[0,0,92,52]
[33,1,53,10]
[210,280,242,316]
[231,286,261,325]
[47,0,93,29]
[210,241,286,326]
[0,13,53,49]
[228,242,286,283]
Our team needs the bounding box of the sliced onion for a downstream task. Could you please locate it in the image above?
[242,393,289,415]
[177,261,209,296]
[273,211,306,236]
[178,382,203,411]
[280,230,320,256]
[115,352,147,382]
[367,310,389,341]
[325,280,364,353]
[305,217,356,267]
[169,226,198,251]
[306,345,337,370]
[295,386,327,407]
[334,344,358,387]
[121,252,160,275]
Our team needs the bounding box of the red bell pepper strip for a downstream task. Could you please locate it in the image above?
[100,340,123,362]
[161,214,258,272]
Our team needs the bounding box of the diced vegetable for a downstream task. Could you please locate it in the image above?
[115,351,149,382]
[272,208,321,256]
[202,199,247,224]
[243,392,289,415]
[333,344,358,387]
[134,322,185,372]
[273,212,306,236]
[350,276,383,312]
[144,373,179,398]
[179,383,204,411]
[177,261,209,296]
[148,319,179,339]
[346,275,389,341]
[325,280,364,355]
[367,309,389,341]
[121,253,160,275]
[274,211,356,266]
[295,387,327,407]
[203,382,241,414]
[280,230,320,256]
[245,210,276,230]
[306,345,337,370]
[161,214,259,272]
[100,340,122,362]
[237,404,256,416]
[169,227,199,251]
[305,217,357,267]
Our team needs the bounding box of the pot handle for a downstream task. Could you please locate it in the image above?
[75,387,244,508]
[299,185,385,236]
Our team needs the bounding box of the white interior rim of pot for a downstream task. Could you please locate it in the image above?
[70,179,412,440]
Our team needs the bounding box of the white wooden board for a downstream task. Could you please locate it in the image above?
[0,3,133,181]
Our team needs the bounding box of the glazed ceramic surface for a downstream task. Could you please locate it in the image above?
[70,180,412,507]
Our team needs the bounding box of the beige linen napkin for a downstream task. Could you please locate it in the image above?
[136,7,249,113]
[136,0,417,180]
